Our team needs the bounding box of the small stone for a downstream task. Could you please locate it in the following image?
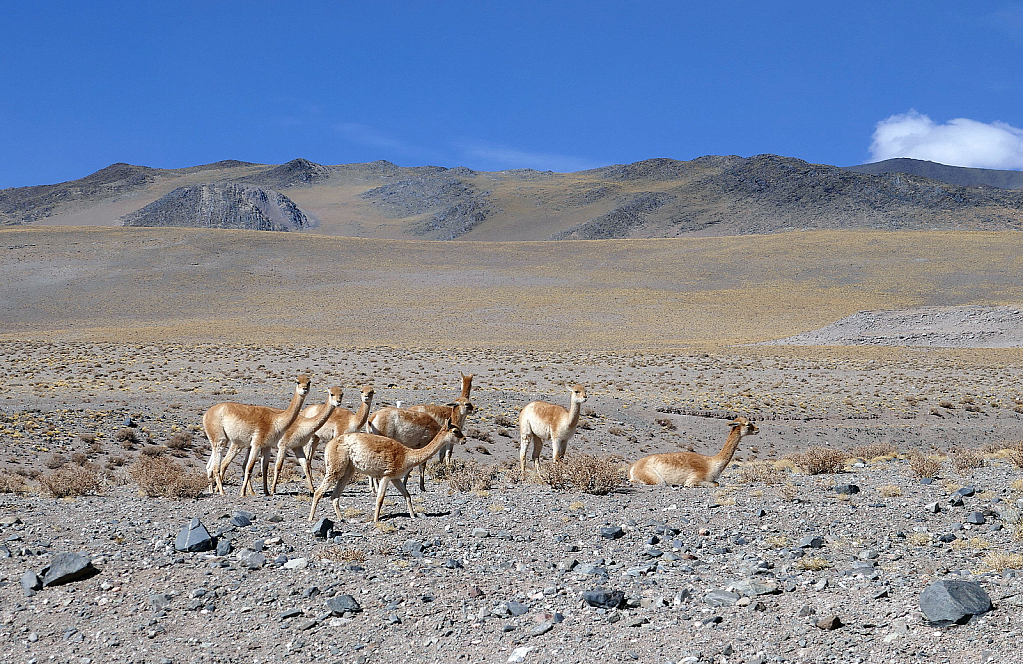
[798,535,824,549]
[581,589,625,609]
[326,594,362,615]
[230,514,251,528]
[174,519,214,553]
[507,646,533,663]
[444,558,463,569]
[872,588,890,600]
[237,549,265,570]
[530,621,553,637]
[505,600,529,616]
[311,518,334,538]
[281,608,303,620]
[956,486,976,497]
[148,593,172,611]
[283,557,308,570]
[727,578,779,597]
[703,590,740,607]
[215,539,232,556]
[966,512,986,525]
[832,484,860,495]
[939,533,957,543]
[919,477,934,484]
[925,501,942,514]
[797,605,816,617]
[948,494,964,507]
[21,570,42,596]
[41,552,97,586]
[599,526,625,540]
[471,528,490,538]
[468,586,485,598]
[815,615,843,630]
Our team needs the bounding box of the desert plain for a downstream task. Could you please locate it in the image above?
[1,225,1023,664]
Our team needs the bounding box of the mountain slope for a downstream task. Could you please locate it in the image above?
[844,158,1023,190]
[6,155,1023,239]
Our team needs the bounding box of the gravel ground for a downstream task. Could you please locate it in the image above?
[1,340,1023,664]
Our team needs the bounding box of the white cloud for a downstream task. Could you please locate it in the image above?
[869,110,1023,170]
[334,122,413,152]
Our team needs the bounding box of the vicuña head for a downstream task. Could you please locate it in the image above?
[628,416,758,487]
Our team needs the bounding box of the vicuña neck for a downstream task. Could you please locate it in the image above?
[406,428,455,467]
[712,427,743,469]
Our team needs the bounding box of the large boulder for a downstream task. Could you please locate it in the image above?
[919,579,992,624]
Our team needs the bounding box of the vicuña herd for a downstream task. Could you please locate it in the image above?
[201,372,758,521]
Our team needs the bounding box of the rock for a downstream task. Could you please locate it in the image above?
[280,608,303,620]
[816,615,843,630]
[402,540,424,555]
[230,514,251,528]
[925,501,942,513]
[955,486,976,497]
[832,484,860,495]
[798,535,824,549]
[507,646,534,663]
[175,519,214,553]
[21,570,42,596]
[919,580,992,624]
[575,563,608,577]
[966,512,986,525]
[237,549,265,570]
[444,558,463,569]
[471,528,490,538]
[703,590,740,607]
[948,495,965,507]
[797,605,816,617]
[311,518,334,538]
[326,595,362,615]
[581,589,625,609]
[726,578,779,597]
[938,533,957,543]
[505,601,529,616]
[41,552,97,586]
[148,593,172,611]
[283,558,308,570]
[599,526,625,540]
[530,621,553,637]
[216,539,232,557]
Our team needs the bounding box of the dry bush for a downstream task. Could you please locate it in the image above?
[1003,441,1023,469]
[166,432,193,450]
[0,471,29,494]
[115,427,138,444]
[737,462,785,485]
[44,453,66,470]
[608,425,626,437]
[437,459,500,493]
[37,466,101,498]
[128,456,207,499]
[314,545,367,563]
[789,447,848,475]
[536,454,624,495]
[851,441,897,460]
[907,451,942,479]
[950,447,984,473]
[907,532,931,546]
[655,417,677,431]
[778,481,798,502]
[878,485,903,498]
[70,452,87,466]
[140,445,165,457]
[494,414,515,428]
[981,551,1023,572]
[795,557,832,571]
[79,432,97,444]
[464,427,493,443]
[87,441,103,455]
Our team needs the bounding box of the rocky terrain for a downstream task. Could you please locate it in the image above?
[6,155,1023,240]
[121,183,317,232]
[1,340,1023,664]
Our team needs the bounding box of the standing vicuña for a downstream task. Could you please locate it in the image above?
[628,417,759,486]
[308,419,466,522]
[408,372,474,466]
[368,399,472,491]
[269,385,375,495]
[265,386,344,495]
[203,374,311,495]
[518,384,587,477]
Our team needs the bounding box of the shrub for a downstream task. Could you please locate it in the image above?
[37,466,101,497]
[1002,441,1023,469]
[795,557,832,571]
[536,454,624,495]
[790,447,848,475]
[851,442,897,460]
[44,453,67,470]
[140,445,165,457]
[314,545,367,563]
[981,551,1023,572]
[70,452,87,466]
[166,433,193,450]
[778,481,798,502]
[436,459,499,493]
[878,485,903,497]
[128,456,207,499]
[494,414,515,428]
[464,427,493,443]
[608,425,627,437]
[907,451,942,478]
[737,462,785,485]
[115,427,138,444]
[0,471,29,494]
[79,432,97,444]
[950,447,984,473]
[655,418,677,431]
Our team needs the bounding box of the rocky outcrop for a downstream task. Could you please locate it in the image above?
[121,182,316,231]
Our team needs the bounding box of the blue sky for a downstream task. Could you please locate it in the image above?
[3,1,1023,188]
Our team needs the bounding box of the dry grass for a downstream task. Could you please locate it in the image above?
[37,466,101,498]
[877,485,903,498]
[737,461,785,485]
[951,537,991,550]
[764,535,788,548]
[778,481,798,502]
[789,447,848,475]
[1002,441,1023,469]
[128,456,207,499]
[907,451,943,479]
[907,532,931,546]
[795,557,832,571]
[314,545,367,563]
[536,453,624,495]
[980,551,1023,572]
[949,447,984,473]
[0,471,29,494]
[44,453,66,469]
